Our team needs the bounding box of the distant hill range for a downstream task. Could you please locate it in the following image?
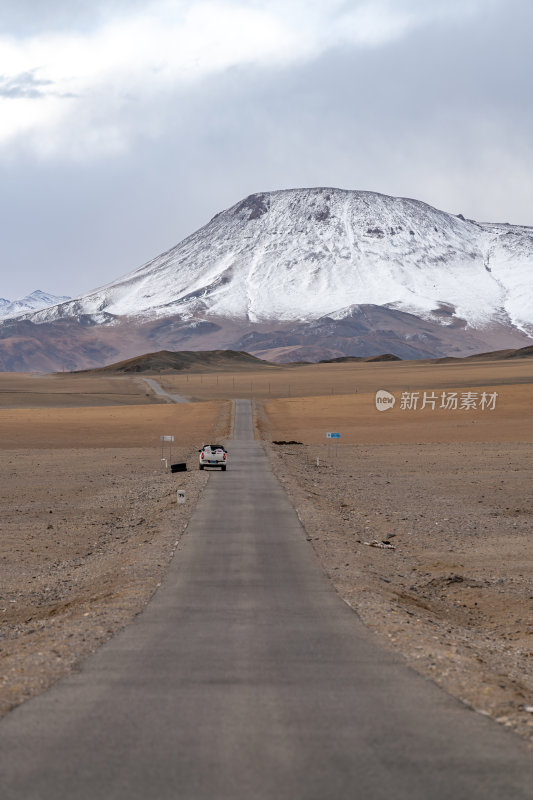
[80,349,273,374]
[1,188,532,371]
[433,344,533,363]
[76,344,533,376]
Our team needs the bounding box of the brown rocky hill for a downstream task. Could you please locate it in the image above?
[78,349,275,374]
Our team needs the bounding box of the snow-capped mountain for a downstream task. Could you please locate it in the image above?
[24,188,533,335]
[1,188,532,370]
[0,290,71,320]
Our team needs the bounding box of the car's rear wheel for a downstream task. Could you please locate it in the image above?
[199,464,204,470]
[221,465,226,471]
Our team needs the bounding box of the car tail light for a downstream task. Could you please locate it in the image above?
[201,452,204,460]
[223,453,227,460]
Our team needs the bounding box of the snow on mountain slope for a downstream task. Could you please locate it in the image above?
[475,222,533,333]
[22,189,533,333]
[0,290,71,320]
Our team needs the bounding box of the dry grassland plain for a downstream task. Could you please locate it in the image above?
[158,358,533,403]
[0,374,230,715]
[0,373,161,409]
[1,359,533,747]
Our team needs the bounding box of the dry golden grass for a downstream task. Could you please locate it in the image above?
[2,358,529,447]
[260,383,533,444]
[0,401,227,449]
[0,373,160,409]
[159,358,533,403]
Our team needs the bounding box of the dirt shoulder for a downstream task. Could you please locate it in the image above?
[259,421,533,745]
[0,401,231,717]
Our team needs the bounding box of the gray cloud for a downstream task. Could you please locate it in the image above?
[0,70,55,99]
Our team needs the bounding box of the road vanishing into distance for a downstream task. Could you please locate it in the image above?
[143,377,187,403]
[1,400,532,799]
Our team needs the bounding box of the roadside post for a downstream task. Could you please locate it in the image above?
[160,435,174,469]
[177,490,186,505]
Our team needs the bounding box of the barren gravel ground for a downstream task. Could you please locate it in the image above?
[261,431,533,746]
[0,401,231,717]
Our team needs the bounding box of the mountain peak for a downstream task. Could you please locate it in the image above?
[3,187,532,370]
[0,289,71,321]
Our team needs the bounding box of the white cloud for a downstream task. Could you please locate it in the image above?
[0,0,479,158]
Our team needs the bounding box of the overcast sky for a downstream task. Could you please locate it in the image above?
[1,0,532,299]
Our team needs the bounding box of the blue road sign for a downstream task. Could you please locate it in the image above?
[326,432,341,439]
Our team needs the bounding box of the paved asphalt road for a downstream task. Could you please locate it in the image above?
[1,399,532,799]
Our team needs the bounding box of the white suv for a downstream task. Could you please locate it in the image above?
[198,444,228,471]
